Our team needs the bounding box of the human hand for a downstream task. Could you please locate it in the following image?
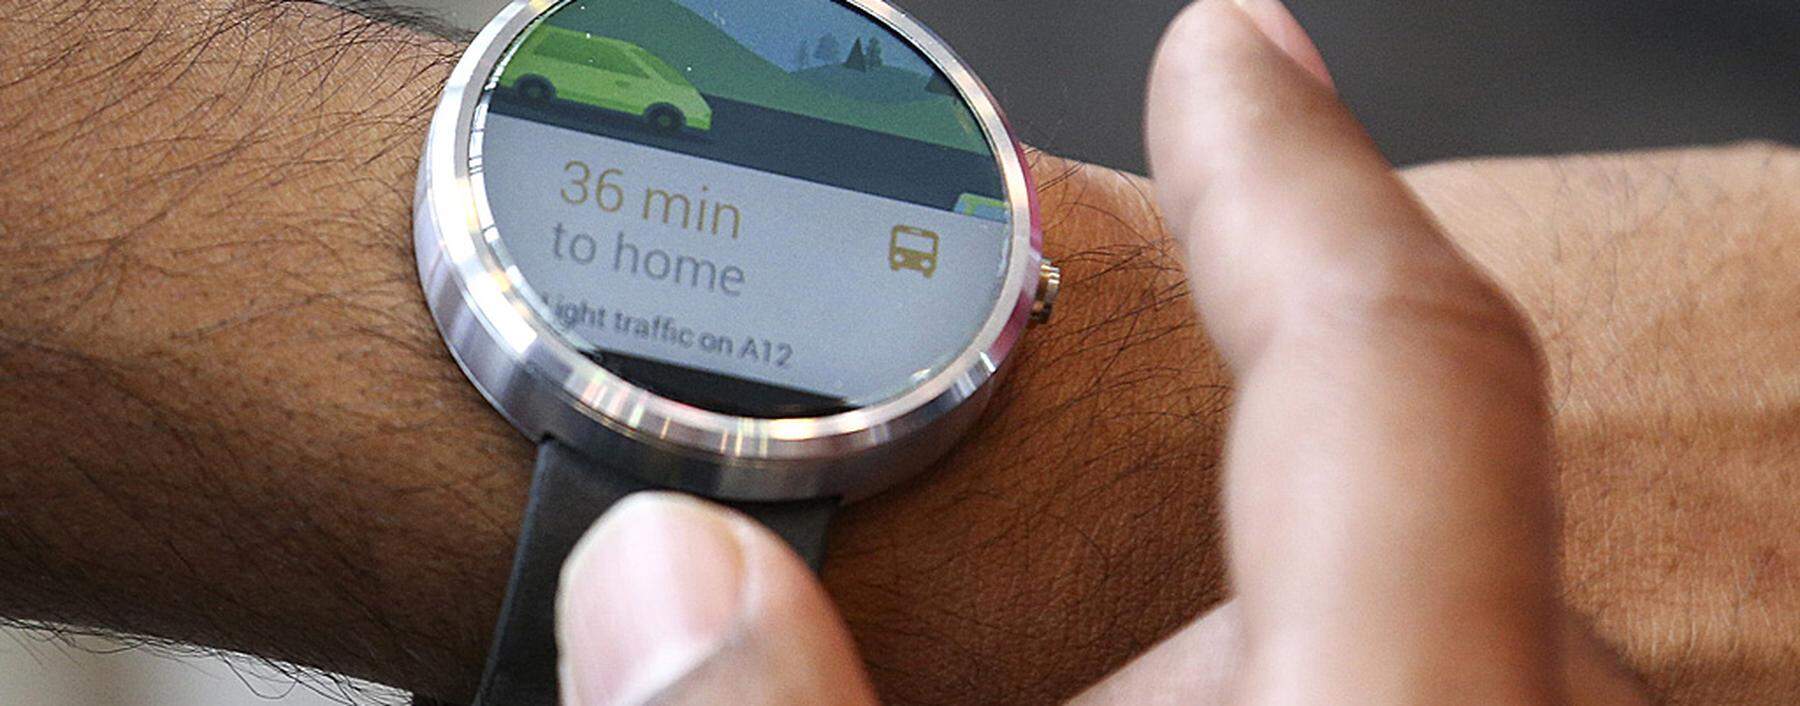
[550,2,1650,703]
[3,2,1793,702]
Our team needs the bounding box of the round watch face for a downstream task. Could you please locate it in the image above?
[468,0,1016,419]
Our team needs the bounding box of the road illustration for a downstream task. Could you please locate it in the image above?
[488,87,1006,213]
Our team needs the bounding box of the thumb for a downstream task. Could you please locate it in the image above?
[556,492,877,706]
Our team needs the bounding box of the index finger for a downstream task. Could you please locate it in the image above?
[1146,0,1563,697]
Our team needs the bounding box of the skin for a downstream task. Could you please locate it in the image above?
[0,0,1794,703]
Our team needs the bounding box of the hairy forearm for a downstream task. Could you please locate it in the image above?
[0,0,507,695]
[0,2,1232,701]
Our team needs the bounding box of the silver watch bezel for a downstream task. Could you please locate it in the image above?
[414,0,1043,502]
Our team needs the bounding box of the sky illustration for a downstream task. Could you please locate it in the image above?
[668,0,936,74]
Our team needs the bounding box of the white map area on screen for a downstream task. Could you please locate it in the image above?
[481,113,1012,405]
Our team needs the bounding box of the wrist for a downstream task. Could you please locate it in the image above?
[0,4,1237,699]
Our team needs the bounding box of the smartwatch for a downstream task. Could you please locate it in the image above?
[412,0,1058,703]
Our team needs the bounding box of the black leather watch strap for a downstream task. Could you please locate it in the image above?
[419,438,837,706]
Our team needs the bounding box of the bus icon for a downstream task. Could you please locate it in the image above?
[889,225,940,278]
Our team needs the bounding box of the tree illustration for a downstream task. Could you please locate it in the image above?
[794,40,810,70]
[844,38,868,71]
[814,34,841,64]
[867,36,884,68]
[926,73,955,96]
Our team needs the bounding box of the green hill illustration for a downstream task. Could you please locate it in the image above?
[792,64,939,104]
[540,0,990,154]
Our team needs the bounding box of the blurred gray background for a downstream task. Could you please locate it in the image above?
[904,0,1800,170]
[390,0,1800,172]
[7,1,1794,704]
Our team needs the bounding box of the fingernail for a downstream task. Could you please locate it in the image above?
[557,492,747,706]
[1233,0,1336,90]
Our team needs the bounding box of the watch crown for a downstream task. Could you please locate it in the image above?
[1031,260,1062,324]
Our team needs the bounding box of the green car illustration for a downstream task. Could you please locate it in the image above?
[501,27,713,134]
